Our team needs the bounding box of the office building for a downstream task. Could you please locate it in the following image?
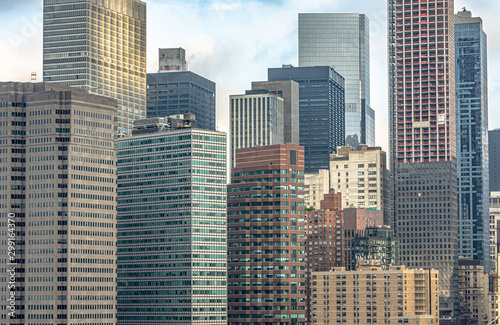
[268,65,345,173]
[311,263,440,325]
[299,13,374,147]
[491,193,500,273]
[227,144,307,325]
[0,82,117,324]
[457,258,488,324]
[343,208,384,270]
[43,0,146,135]
[456,9,490,270]
[304,169,330,209]
[116,117,227,324]
[251,80,300,144]
[146,71,216,130]
[354,226,400,270]
[329,145,390,224]
[388,0,458,314]
[230,89,284,167]
[490,130,500,191]
[159,47,187,72]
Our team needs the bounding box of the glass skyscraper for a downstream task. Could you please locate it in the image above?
[147,71,216,130]
[116,119,227,324]
[268,65,345,174]
[455,10,489,270]
[43,0,147,134]
[298,13,374,147]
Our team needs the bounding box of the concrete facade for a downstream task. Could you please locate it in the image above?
[304,169,330,209]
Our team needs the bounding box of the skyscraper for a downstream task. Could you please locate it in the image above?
[268,65,345,173]
[388,0,458,315]
[43,0,147,134]
[230,89,284,167]
[227,144,307,325]
[455,9,489,270]
[116,117,227,324]
[0,82,117,324]
[298,13,374,147]
[147,71,216,130]
[490,130,500,191]
[251,80,300,144]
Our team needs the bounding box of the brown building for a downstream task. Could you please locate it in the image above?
[305,193,343,323]
[343,208,384,270]
[311,262,439,325]
[227,144,307,325]
[458,258,488,324]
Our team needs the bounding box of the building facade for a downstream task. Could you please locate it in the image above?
[159,47,187,72]
[227,144,307,325]
[299,13,374,147]
[343,208,384,271]
[230,90,284,167]
[0,82,117,324]
[43,0,147,134]
[455,9,490,271]
[458,259,488,324]
[388,0,458,314]
[116,119,227,324]
[268,65,345,174]
[311,264,439,325]
[329,145,390,224]
[251,80,300,145]
[490,192,500,274]
[146,71,216,131]
[354,226,400,270]
[304,169,330,209]
[490,130,500,192]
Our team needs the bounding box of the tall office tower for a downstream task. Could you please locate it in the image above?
[343,208,384,270]
[116,117,227,324]
[43,0,146,134]
[388,0,458,314]
[329,145,390,224]
[298,13,374,147]
[251,80,300,144]
[147,71,216,130]
[159,48,187,72]
[354,226,400,270]
[455,9,490,270]
[0,82,117,324]
[230,89,284,167]
[490,130,500,191]
[227,144,307,325]
[304,169,330,209]
[311,263,440,325]
[268,65,345,173]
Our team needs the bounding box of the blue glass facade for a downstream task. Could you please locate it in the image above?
[298,13,374,147]
[147,72,216,130]
[268,66,345,174]
[455,11,489,270]
[116,128,227,324]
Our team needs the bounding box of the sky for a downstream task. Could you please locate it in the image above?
[0,0,499,153]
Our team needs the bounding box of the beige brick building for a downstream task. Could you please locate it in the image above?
[329,145,390,224]
[311,261,439,325]
[305,169,330,209]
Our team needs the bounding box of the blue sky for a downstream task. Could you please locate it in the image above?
[0,0,499,152]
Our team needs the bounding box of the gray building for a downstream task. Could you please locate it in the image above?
[159,47,187,72]
[354,226,400,270]
[116,118,227,324]
[455,9,489,270]
[268,65,345,174]
[0,82,117,324]
[298,13,374,147]
[251,80,300,144]
[43,0,147,134]
[490,130,500,192]
[230,89,284,167]
[147,71,216,130]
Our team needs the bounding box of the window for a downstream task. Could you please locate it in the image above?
[290,150,296,165]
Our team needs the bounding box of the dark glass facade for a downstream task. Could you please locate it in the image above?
[354,226,400,270]
[489,130,500,191]
[146,71,216,130]
[268,66,345,174]
[455,10,489,270]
